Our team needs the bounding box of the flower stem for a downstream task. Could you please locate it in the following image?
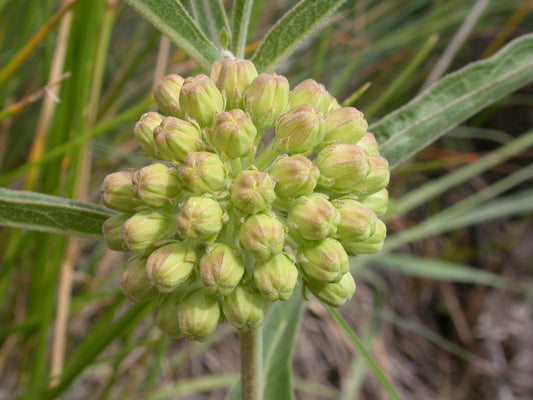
[255,140,280,170]
[240,328,263,400]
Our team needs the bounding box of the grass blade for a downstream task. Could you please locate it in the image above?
[190,0,231,47]
[232,0,254,58]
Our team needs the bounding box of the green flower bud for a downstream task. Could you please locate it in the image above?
[315,144,369,192]
[199,243,245,296]
[101,171,138,213]
[298,238,349,283]
[208,109,257,158]
[133,112,164,158]
[153,74,184,117]
[243,73,289,130]
[253,253,298,301]
[327,96,342,112]
[321,107,367,147]
[120,255,158,303]
[131,163,181,207]
[153,116,204,163]
[121,209,175,253]
[176,196,225,241]
[359,189,389,216]
[210,59,258,109]
[357,132,380,155]
[352,155,389,196]
[156,292,183,338]
[178,152,226,195]
[239,213,285,260]
[275,105,325,154]
[307,272,356,307]
[289,79,334,115]
[231,169,276,214]
[178,289,221,341]
[179,74,225,127]
[102,214,130,252]
[332,197,377,243]
[145,242,197,293]
[287,194,340,241]
[269,155,319,199]
[222,285,265,331]
[344,219,386,255]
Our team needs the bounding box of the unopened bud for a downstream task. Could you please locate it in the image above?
[359,189,389,216]
[269,155,319,199]
[102,214,130,252]
[357,132,380,155]
[145,242,197,293]
[343,219,386,255]
[156,292,184,338]
[222,285,265,331]
[210,59,258,109]
[153,74,184,117]
[289,79,334,115]
[178,152,226,195]
[208,109,257,158]
[239,213,285,260]
[121,209,175,253]
[307,272,356,307]
[243,73,289,130]
[101,171,138,213]
[131,163,181,207]
[253,253,298,301]
[133,112,164,158]
[321,107,367,147]
[275,105,325,154]
[298,238,349,283]
[199,243,245,296]
[352,155,389,196]
[332,197,377,243]
[287,194,340,240]
[153,116,204,163]
[120,255,158,302]
[315,144,369,192]
[178,289,221,341]
[180,74,225,127]
[176,196,225,241]
[231,169,275,214]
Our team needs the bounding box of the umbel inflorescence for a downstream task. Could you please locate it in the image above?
[101,59,389,341]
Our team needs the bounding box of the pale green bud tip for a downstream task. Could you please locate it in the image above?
[275,105,325,154]
[179,74,225,127]
[322,107,368,146]
[121,209,175,253]
[131,163,181,207]
[146,242,196,293]
[134,112,164,158]
[298,238,349,283]
[239,213,285,260]
[176,196,225,241]
[157,293,183,338]
[210,59,258,109]
[120,256,158,303]
[199,243,245,296]
[178,152,226,195]
[223,286,265,331]
[307,272,356,307]
[353,154,389,196]
[153,74,184,117]
[360,189,389,216]
[357,132,380,155]
[231,169,276,215]
[244,72,289,130]
[289,79,334,115]
[102,214,130,252]
[253,253,298,302]
[315,144,369,192]
[332,198,377,243]
[101,171,138,213]
[153,116,204,163]
[288,194,340,241]
[178,289,221,341]
[209,109,257,158]
[269,154,319,199]
[344,219,386,255]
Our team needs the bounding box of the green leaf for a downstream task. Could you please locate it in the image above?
[190,0,231,48]
[231,0,253,58]
[372,33,533,168]
[124,0,221,71]
[0,188,114,240]
[251,0,346,73]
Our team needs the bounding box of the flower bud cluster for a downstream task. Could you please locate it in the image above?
[102,58,390,341]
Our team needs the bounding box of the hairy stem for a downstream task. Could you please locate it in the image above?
[240,328,263,400]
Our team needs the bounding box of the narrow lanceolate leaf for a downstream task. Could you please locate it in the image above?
[231,0,254,58]
[190,0,230,47]
[124,0,221,71]
[372,33,533,168]
[251,0,346,73]
[0,188,114,240]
